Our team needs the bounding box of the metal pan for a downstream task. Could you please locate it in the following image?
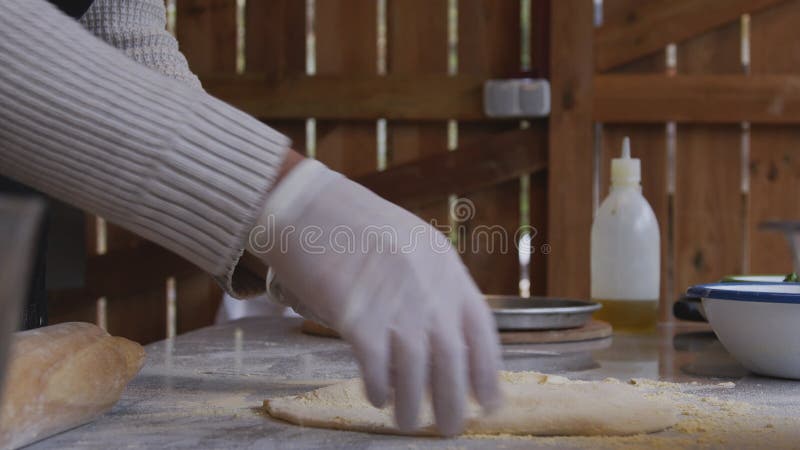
[487,296,601,331]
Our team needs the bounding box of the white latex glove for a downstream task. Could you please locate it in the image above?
[249,159,503,436]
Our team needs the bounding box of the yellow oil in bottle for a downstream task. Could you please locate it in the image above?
[592,298,658,333]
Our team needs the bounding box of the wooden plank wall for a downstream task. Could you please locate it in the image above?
[596,0,800,323]
[48,0,800,340]
[174,0,800,330]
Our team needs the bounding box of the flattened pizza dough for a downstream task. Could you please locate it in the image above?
[264,371,678,436]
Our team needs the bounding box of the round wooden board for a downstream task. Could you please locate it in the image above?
[498,320,612,344]
[301,320,340,338]
[301,319,612,344]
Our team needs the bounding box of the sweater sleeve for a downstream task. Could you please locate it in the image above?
[0,0,289,297]
[79,0,203,90]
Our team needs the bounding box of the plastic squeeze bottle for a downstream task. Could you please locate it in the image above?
[591,137,660,332]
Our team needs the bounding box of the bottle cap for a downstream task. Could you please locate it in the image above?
[611,137,641,186]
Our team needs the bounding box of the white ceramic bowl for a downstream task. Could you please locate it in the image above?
[686,282,800,379]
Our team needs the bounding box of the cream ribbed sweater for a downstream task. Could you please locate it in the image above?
[0,0,290,297]
[79,0,202,89]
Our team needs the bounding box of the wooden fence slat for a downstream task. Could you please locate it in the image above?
[547,0,594,299]
[49,216,98,326]
[106,291,168,344]
[528,169,548,296]
[245,0,307,150]
[674,21,744,295]
[357,127,547,210]
[601,0,668,74]
[457,0,523,295]
[595,0,787,72]
[750,0,800,73]
[386,0,448,165]
[675,125,743,286]
[176,275,222,334]
[48,289,96,325]
[525,0,550,296]
[315,0,378,177]
[85,244,197,297]
[177,0,237,74]
[204,71,800,124]
[202,74,486,120]
[594,74,800,124]
[386,0,450,228]
[749,0,800,275]
[244,1,305,77]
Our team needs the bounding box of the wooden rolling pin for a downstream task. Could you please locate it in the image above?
[0,322,144,450]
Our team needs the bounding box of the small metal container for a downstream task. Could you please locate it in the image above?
[487,296,601,331]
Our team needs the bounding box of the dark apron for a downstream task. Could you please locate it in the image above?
[1,0,95,329]
[49,0,95,19]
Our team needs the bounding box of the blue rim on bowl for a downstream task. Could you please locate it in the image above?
[687,282,800,304]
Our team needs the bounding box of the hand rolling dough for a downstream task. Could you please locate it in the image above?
[264,371,678,436]
[0,322,145,449]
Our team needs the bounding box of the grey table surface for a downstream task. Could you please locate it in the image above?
[28,317,800,449]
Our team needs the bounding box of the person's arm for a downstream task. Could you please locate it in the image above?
[0,0,289,297]
[76,0,306,288]
[79,0,202,90]
[0,0,502,434]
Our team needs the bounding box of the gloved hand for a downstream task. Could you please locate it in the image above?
[249,159,503,436]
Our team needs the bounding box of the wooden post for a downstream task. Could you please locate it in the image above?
[458,0,523,295]
[547,1,594,299]
[386,0,450,228]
